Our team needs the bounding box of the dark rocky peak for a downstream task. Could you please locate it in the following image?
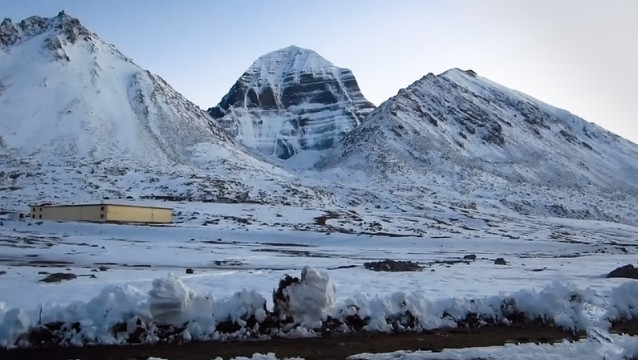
[0,11,91,48]
[208,46,375,161]
[214,46,358,113]
[48,10,92,44]
[0,18,19,46]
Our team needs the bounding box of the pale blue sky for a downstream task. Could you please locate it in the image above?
[2,0,637,144]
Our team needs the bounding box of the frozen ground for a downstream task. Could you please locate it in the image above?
[1,202,638,358]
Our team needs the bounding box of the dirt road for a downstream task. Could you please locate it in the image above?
[1,324,582,360]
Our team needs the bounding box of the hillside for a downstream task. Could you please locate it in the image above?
[317,69,638,224]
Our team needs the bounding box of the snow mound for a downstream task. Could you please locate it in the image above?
[0,309,29,348]
[274,266,336,326]
[332,281,588,333]
[605,281,638,321]
[149,275,214,326]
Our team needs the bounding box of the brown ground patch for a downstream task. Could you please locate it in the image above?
[1,325,580,360]
[611,318,638,336]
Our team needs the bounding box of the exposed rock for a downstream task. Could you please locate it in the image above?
[494,258,507,266]
[607,264,638,279]
[1,11,91,51]
[364,259,423,272]
[208,46,375,161]
[39,273,77,283]
[185,268,194,274]
[273,274,301,317]
[0,18,19,46]
[463,254,477,261]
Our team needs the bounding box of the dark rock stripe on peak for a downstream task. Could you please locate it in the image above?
[208,45,375,161]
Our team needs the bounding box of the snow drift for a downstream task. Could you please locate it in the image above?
[1,266,626,349]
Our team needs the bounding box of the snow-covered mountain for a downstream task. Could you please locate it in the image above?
[0,11,234,165]
[207,46,375,164]
[2,12,637,225]
[0,12,332,209]
[318,69,638,223]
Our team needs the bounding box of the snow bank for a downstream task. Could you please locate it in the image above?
[149,274,215,326]
[331,281,588,333]
[0,267,632,348]
[275,266,336,327]
[605,281,638,321]
[0,309,30,347]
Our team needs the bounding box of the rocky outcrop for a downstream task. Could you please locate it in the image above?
[607,265,638,279]
[208,46,375,161]
[0,11,91,49]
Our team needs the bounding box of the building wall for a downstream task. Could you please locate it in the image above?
[30,205,104,221]
[29,204,172,224]
[105,205,172,223]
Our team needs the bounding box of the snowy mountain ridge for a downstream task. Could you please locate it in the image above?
[3,12,638,358]
[1,12,637,226]
[315,68,638,223]
[0,10,89,48]
[0,13,335,209]
[0,11,237,165]
[208,45,375,164]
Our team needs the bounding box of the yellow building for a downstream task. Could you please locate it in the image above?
[30,203,172,224]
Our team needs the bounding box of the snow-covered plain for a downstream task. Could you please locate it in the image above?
[1,202,638,359]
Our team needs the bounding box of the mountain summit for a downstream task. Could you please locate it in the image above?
[0,11,89,50]
[207,46,375,163]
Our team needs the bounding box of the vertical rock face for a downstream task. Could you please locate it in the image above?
[207,46,375,162]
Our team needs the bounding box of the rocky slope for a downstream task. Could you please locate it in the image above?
[317,69,638,223]
[207,46,375,163]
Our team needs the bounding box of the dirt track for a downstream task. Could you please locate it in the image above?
[1,324,583,360]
